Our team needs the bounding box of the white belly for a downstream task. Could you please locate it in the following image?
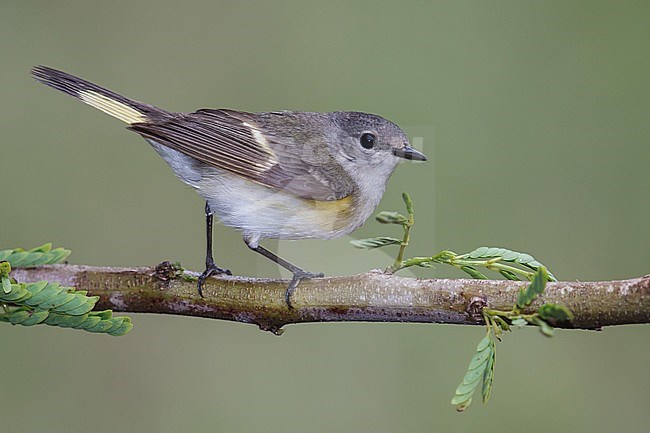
[199,172,358,241]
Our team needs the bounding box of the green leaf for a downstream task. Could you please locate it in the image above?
[45,247,71,264]
[64,297,99,316]
[24,281,48,296]
[29,243,52,254]
[501,250,521,261]
[469,349,491,370]
[350,237,402,249]
[538,303,574,322]
[7,251,31,267]
[9,310,32,325]
[0,283,30,302]
[453,397,473,412]
[452,336,494,411]
[516,267,548,309]
[29,252,58,266]
[492,315,510,332]
[375,211,408,225]
[1,245,71,268]
[485,247,506,257]
[55,294,91,314]
[402,192,414,217]
[460,266,487,280]
[1,276,12,294]
[86,320,116,333]
[19,309,50,326]
[468,247,488,258]
[511,317,528,328]
[90,310,114,320]
[481,339,496,403]
[530,316,555,337]
[104,316,125,333]
[39,291,76,310]
[24,282,65,306]
[476,335,491,351]
[451,392,472,406]
[498,269,520,281]
[465,246,557,281]
[462,360,488,384]
[45,312,88,327]
[107,317,133,336]
[75,315,103,329]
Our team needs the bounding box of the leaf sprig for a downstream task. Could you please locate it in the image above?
[0,279,132,335]
[1,243,72,294]
[0,243,71,268]
[351,192,414,272]
[1,244,132,336]
[451,335,496,411]
[351,193,573,411]
[351,194,556,282]
[452,267,573,411]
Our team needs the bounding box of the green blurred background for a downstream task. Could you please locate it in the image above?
[2,1,649,432]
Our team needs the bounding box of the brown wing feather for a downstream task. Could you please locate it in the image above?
[128,109,354,201]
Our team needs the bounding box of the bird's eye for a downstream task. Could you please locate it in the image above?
[360,133,376,149]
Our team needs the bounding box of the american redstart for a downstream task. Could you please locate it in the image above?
[31,66,426,307]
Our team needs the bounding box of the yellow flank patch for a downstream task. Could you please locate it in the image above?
[79,91,148,124]
[307,195,354,229]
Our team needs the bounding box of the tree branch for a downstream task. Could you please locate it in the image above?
[11,264,649,334]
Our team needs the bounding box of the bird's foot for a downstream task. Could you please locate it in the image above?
[285,270,324,309]
[197,261,232,297]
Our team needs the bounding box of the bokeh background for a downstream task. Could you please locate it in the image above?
[2,1,649,432]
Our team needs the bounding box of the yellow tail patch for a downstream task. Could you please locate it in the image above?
[79,90,147,124]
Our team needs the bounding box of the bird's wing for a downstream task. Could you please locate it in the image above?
[128,109,354,201]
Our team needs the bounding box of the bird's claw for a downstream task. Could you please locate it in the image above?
[285,270,324,309]
[197,263,231,297]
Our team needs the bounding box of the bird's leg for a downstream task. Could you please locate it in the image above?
[243,237,323,309]
[197,202,231,297]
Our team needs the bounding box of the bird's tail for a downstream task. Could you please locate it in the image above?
[31,66,168,124]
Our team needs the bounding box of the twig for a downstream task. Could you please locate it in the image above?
[11,264,650,334]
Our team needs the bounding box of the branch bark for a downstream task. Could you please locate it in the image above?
[11,264,650,334]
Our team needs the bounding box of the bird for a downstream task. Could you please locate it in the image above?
[31,65,427,308]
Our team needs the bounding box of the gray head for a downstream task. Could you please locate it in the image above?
[327,111,426,181]
[331,111,425,160]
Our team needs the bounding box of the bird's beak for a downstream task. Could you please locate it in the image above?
[393,145,427,161]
